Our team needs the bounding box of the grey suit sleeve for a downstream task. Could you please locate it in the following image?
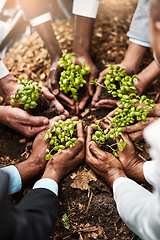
[127,0,150,45]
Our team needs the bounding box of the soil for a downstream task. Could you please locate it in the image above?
[0,0,159,239]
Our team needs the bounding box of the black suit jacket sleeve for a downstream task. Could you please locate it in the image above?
[0,171,59,240]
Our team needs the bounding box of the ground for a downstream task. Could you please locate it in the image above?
[1,0,159,239]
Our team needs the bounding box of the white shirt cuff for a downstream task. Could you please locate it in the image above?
[72,0,99,18]
[143,161,157,186]
[129,37,151,48]
[30,12,52,27]
[0,60,9,79]
[113,177,133,196]
[1,165,22,195]
[33,178,58,196]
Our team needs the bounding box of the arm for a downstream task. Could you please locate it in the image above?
[86,123,160,240]
[0,122,84,240]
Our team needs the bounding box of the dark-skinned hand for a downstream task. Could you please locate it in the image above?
[42,120,85,184]
[86,126,126,188]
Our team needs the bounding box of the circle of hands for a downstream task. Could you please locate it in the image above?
[2,59,160,186]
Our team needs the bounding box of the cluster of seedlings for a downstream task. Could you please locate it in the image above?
[9,63,155,158]
[91,64,155,156]
[44,118,79,160]
[58,53,91,101]
[10,77,42,110]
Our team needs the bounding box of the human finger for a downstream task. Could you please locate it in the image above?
[77,121,84,139]
[91,85,102,105]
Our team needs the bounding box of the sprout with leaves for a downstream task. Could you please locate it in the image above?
[10,77,42,110]
[92,119,126,157]
[58,53,92,101]
[44,118,79,160]
[91,64,155,156]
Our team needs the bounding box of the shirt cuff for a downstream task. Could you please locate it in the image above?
[33,178,58,196]
[72,0,99,18]
[0,60,9,79]
[1,165,22,195]
[143,161,157,186]
[129,37,151,48]
[30,12,52,27]
[113,177,133,196]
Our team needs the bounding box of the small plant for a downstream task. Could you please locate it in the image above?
[10,77,42,110]
[62,213,70,229]
[91,64,155,156]
[44,118,79,160]
[58,53,92,101]
[91,119,125,157]
[90,64,137,98]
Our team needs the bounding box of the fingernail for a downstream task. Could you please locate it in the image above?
[88,141,94,147]
[53,89,58,95]
[43,118,49,125]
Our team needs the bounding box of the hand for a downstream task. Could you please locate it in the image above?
[39,86,69,117]
[42,120,85,183]
[72,55,98,96]
[116,133,146,182]
[45,58,61,96]
[92,64,125,108]
[0,105,54,138]
[86,126,126,188]
[122,117,158,142]
[15,115,63,184]
[0,74,19,104]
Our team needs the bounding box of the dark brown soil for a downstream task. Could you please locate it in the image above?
[1,0,158,239]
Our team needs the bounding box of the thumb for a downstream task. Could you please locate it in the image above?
[89,141,110,158]
[71,138,84,155]
[27,115,49,127]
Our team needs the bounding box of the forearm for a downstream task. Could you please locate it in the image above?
[73,15,95,57]
[136,60,160,91]
[18,0,49,20]
[113,178,160,240]
[121,41,147,73]
[34,22,62,62]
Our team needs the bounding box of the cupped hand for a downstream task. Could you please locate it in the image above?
[0,106,51,138]
[92,64,125,107]
[86,126,126,188]
[72,55,98,96]
[45,58,61,96]
[116,133,146,182]
[122,117,158,143]
[39,86,69,117]
[42,120,85,183]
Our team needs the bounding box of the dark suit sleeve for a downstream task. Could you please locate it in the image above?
[0,171,59,240]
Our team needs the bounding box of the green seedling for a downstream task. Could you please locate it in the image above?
[58,53,92,101]
[62,213,70,229]
[91,119,126,157]
[91,64,155,156]
[44,118,79,160]
[90,64,137,98]
[10,77,42,110]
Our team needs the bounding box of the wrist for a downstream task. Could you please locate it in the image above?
[106,169,127,189]
[126,159,146,183]
[15,155,45,184]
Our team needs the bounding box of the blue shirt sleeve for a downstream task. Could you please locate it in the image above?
[1,165,22,195]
